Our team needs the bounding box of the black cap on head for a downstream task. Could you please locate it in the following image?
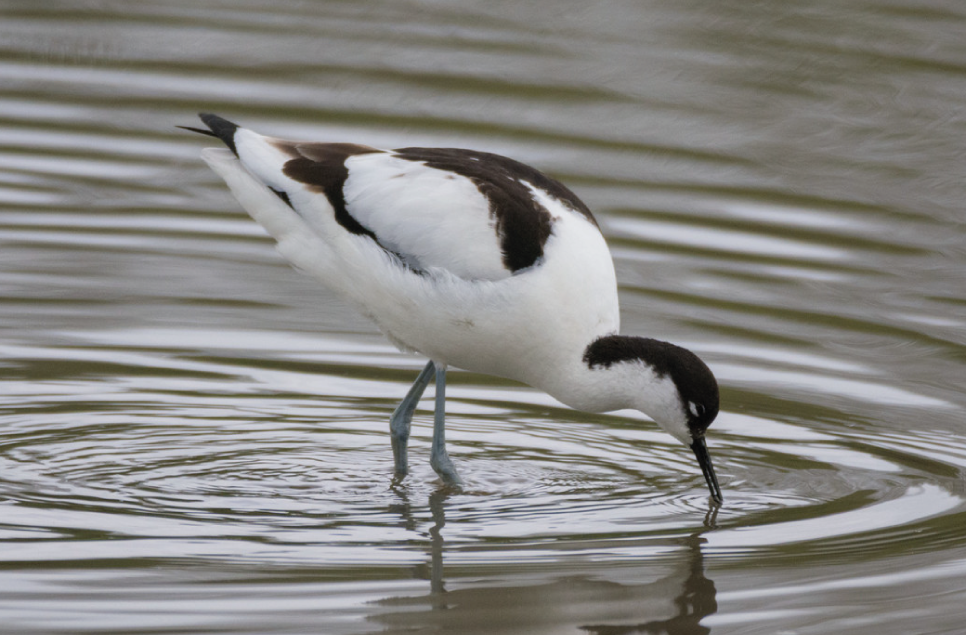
[585,336,719,430]
[585,335,722,504]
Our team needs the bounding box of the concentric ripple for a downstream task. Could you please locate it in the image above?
[3,330,963,574]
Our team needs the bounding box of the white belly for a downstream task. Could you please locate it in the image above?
[355,212,620,390]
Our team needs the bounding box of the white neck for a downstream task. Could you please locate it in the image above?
[521,346,692,446]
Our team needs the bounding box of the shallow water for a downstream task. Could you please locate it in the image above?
[2,1,966,633]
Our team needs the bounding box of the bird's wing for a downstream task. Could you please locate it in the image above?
[279,142,599,281]
[192,114,598,281]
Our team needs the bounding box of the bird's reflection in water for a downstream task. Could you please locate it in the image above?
[375,486,718,634]
[581,511,718,635]
[427,486,449,598]
[387,480,456,601]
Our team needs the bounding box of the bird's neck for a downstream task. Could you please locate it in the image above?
[520,336,641,414]
[528,335,686,439]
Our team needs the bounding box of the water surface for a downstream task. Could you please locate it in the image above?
[2,1,966,633]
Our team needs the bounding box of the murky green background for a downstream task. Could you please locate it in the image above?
[2,1,965,633]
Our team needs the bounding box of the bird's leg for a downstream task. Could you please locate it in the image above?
[390,360,435,476]
[430,363,463,486]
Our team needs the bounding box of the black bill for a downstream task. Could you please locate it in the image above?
[690,436,723,505]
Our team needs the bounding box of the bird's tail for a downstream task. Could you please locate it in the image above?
[184,114,338,278]
[178,113,240,155]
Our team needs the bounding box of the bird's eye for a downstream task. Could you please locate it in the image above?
[688,401,705,418]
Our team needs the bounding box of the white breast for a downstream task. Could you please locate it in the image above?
[357,208,620,395]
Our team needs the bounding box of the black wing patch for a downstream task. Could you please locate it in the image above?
[269,187,293,208]
[274,141,423,274]
[197,113,239,155]
[275,141,384,239]
[393,148,598,272]
[273,139,598,275]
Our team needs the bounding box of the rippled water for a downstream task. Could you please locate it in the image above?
[2,1,966,633]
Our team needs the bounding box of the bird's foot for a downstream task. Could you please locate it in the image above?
[431,453,464,487]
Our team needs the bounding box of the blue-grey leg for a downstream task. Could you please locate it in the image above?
[390,360,435,476]
[430,363,463,485]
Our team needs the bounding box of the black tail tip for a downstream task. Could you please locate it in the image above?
[190,112,240,155]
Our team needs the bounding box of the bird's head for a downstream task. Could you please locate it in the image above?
[583,335,722,504]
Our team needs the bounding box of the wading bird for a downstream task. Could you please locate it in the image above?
[184,114,723,503]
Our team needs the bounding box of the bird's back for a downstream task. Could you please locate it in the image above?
[196,116,620,384]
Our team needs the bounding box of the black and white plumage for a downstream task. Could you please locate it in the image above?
[185,113,723,503]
